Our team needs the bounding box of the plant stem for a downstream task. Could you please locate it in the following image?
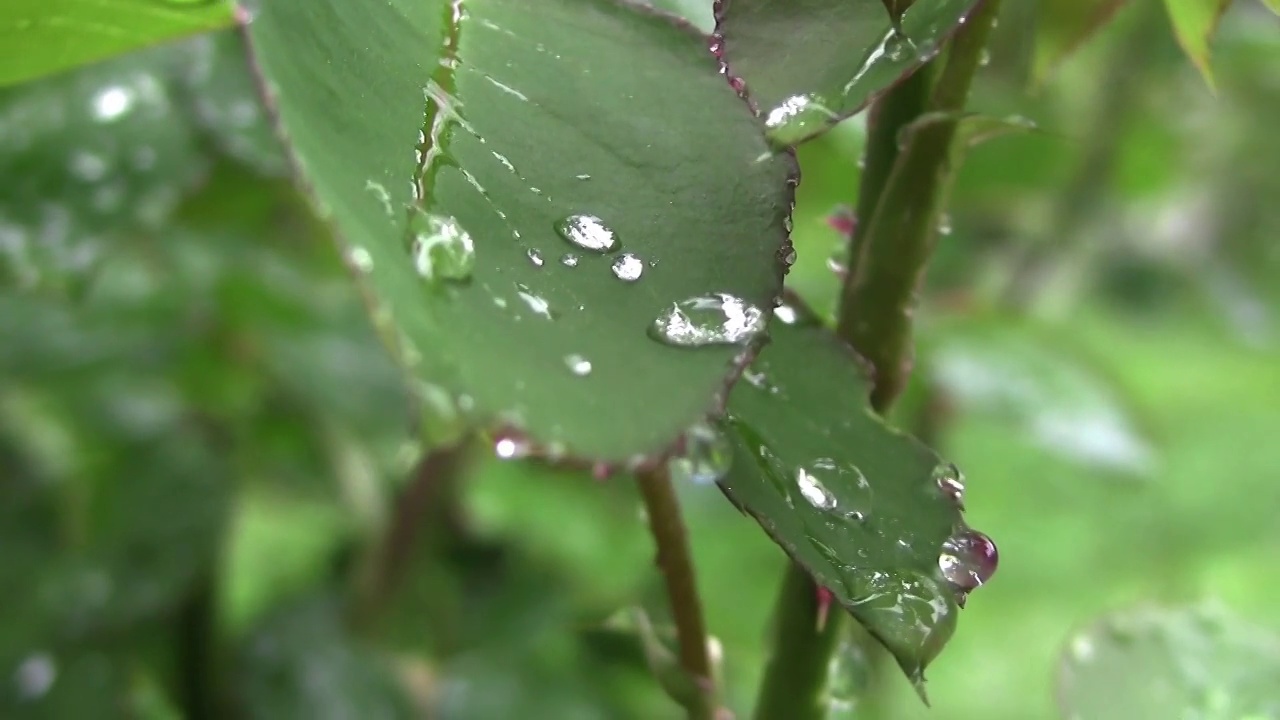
[752,3,1002,719]
[753,563,844,720]
[637,464,716,720]
[836,0,1002,411]
[175,577,222,720]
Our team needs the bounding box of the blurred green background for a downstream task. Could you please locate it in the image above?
[2,1,1278,718]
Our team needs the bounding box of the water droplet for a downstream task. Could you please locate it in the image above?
[937,530,998,590]
[610,252,643,282]
[777,245,797,266]
[647,293,766,348]
[826,256,848,279]
[885,31,911,61]
[937,213,952,236]
[669,422,732,484]
[346,245,374,273]
[494,431,531,460]
[742,368,779,394]
[555,214,620,253]
[932,462,965,507]
[773,303,799,325]
[560,253,579,267]
[564,353,592,376]
[796,467,837,510]
[574,173,591,180]
[526,247,544,267]
[978,48,991,67]
[515,283,555,319]
[408,209,474,282]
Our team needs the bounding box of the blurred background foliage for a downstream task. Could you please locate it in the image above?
[1,1,1279,719]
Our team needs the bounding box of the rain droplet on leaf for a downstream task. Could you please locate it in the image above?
[668,421,732,485]
[560,253,579,267]
[610,252,643,282]
[555,214,620,253]
[796,467,837,510]
[527,248,544,267]
[932,462,965,507]
[408,209,474,282]
[564,353,592,377]
[937,530,998,590]
[648,293,765,348]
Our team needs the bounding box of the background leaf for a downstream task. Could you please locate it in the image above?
[717,301,994,681]
[1,0,233,87]
[1032,0,1132,84]
[244,0,792,464]
[713,0,984,146]
[1057,604,1280,719]
[1162,0,1233,87]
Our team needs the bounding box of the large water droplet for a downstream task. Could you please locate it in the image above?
[669,421,732,485]
[408,209,474,282]
[937,530,998,590]
[932,462,965,507]
[610,252,643,282]
[555,214,620,253]
[564,353,592,377]
[648,293,766,347]
[796,467,837,510]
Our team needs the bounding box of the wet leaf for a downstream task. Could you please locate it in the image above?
[0,46,209,291]
[1058,604,1280,720]
[713,0,985,146]
[717,302,994,682]
[244,0,792,465]
[1032,0,1132,84]
[236,596,414,720]
[1161,0,1232,88]
[0,0,233,87]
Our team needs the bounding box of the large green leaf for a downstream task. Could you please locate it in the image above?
[1057,605,1280,719]
[716,300,996,682]
[712,0,984,146]
[1031,0,1131,84]
[243,0,792,465]
[1,0,233,87]
[1161,0,1232,88]
[0,45,210,291]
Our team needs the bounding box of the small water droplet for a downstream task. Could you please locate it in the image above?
[932,462,965,507]
[574,173,591,180]
[408,209,475,282]
[773,303,799,325]
[937,530,998,590]
[526,247,544,267]
[555,214,620,253]
[515,283,555,319]
[669,422,732,484]
[564,353,592,376]
[494,431,531,460]
[560,253,579,267]
[937,213,952,236]
[796,467,837,510]
[346,245,374,273]
[610,252,643,282]
[647,293,766,347]
[777,245,797,266]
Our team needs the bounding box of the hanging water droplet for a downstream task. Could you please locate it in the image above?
[526,247,544,267]
[937,530,998,590]
[564,353,592,377]
[796,467,837,510]
[610,252,643,282]
[408,209,475,282]
[937,212,952,236]
[647,293,766,347]
[668,421,732,485]
[932,462,965,507]
[555,214,620,253]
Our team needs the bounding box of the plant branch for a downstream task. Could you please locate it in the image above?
[836,0,1002,411]
[753,562,844,720]
[637,464,716,720]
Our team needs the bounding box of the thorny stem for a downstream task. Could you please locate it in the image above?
[753,2,1003,718]
[637,464,717,720]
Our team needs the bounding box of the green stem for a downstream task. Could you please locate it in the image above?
[836,0,1002,411]
[637,465,716,720]
[752,3,1002,718]
[753,563,844,720]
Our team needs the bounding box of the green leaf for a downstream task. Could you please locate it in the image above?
[717,301,995,682]
[236,596,414,720]
[0,45,210,291]
[243,0,792,464]
[1058,605,1280,720]
[1264,0,1280,14]
[712,0,985,146]
[1031,0,1131,84]
[1162,0,1233,88]
[0,0,234,87]
[638,0,715,31]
